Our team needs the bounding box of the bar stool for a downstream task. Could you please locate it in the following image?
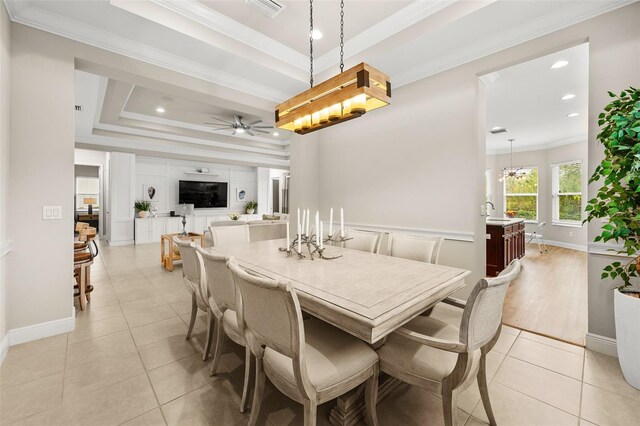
[74,239,98,310]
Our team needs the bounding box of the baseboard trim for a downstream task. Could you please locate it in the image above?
[7,311,76,347]
[525,235,587,252]
[586,332,618,357]
[0,333,9,365]
[108,240,135,247]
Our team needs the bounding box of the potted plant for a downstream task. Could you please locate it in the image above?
[245,201,257,214]
[134,200,152,218]
[585,86,640,390]
[228,212,241,221]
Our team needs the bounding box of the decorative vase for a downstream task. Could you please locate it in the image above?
[138,210,150,218]
[615,288,640,390]
[246,208,255,214]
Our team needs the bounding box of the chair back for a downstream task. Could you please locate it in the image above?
[337,228,382,253]
[208,224,250,247]
[387,233,444,264]
[173,237,201,285]
[75,222,89,233]
[535,222,546,234]
[459,260,521,350]
[196,246,236,311]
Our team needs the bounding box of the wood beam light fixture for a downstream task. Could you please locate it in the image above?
[275,0,391,135]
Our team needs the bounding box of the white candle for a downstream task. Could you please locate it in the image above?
[297,208,301,237]
[286,221,290,248]
[329,207,333,237]
[315,211,319,244]
[306,209,310,236]
[319,222,324,249]
[301,209,306,235]
[340,207,345,238]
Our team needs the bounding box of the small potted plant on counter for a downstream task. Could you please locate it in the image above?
[245,201,257,215]
[134,200,152,218]
[585,86,640,390]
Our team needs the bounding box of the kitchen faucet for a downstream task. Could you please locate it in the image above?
[485,201,495,217]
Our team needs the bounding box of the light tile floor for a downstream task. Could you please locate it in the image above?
[2,242,640,425]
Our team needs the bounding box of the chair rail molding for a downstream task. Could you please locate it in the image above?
[336,222,474,243]
[588,242,634,258]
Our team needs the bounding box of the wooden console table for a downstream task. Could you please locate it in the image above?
[160,232,204,272]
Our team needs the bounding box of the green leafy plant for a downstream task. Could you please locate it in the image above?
[134,200,151,212]
[584,87,640,290]
[244,201,257,212]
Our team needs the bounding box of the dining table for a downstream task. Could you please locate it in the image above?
[205,238,470,426]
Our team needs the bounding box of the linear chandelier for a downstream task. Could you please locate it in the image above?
[275,0,391,135]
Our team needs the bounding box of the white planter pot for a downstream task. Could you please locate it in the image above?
[137,211,150,218]
[246,209,255,214]
[615,288,640,390]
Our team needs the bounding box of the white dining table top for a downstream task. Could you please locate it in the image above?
[205,238,470,343]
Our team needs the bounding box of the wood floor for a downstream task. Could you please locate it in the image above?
[502,243,587,346]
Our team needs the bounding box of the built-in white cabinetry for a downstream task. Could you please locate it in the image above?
[134,215,261,244]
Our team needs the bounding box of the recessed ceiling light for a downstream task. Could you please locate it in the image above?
[491,126,503,131]
[561,94,576,100]
[567,112,579,117]
[551,60,569,69]
[156,107,165,113]
[236,128,245,134]
[311,29,323,40]
[273,132,279,136]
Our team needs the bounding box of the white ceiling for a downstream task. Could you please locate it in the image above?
[485,43,588,154]
[7,0,634,164]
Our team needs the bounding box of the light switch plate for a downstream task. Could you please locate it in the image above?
[42,206,62,220]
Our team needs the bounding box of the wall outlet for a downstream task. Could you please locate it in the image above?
[480,205,487,216]
[42,206,62,220]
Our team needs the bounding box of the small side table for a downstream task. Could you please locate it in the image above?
[161,232,204,272]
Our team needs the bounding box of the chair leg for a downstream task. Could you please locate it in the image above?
[85,267,91,302]
[478,354,497,426]
[364,364,379,426]
[442,387,458,426]
[248,357,266,426]
[303,399,317,426]
[209,319,224,376]
[186,292,197,340]
[203,309,215,361]
[240,346,252,413]
[541,237,548,252]
[79,266,87,311]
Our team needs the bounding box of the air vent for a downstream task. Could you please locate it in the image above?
[244,0,285,18]
[75,105,83,111]
[489,127,508,134]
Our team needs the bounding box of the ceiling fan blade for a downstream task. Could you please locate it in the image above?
[234,115,242,126]
[251,126,273,129]
[208,127,231,131]
[208,116,234,125]
[232,130,237,136]
[246,130,255,137]
[253,129,269,134]
[246,119,262,126]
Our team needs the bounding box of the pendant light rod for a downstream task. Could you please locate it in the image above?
[339,0,344,73]
[509,138,514,171]
[309,0,314,87]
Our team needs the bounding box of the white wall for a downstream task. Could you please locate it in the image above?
[135,156,257,215]
[487,141,588,249]
[295,3,640,345]
[0,2,11,361]
[7,23,75,334]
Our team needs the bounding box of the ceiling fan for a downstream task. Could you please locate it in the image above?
[204,115,274,136]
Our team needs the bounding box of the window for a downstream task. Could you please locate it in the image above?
[504,167,538,220]
[552,161,582,224]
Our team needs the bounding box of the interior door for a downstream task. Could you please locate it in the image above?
[272,178,280,213]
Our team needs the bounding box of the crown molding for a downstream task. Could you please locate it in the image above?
[119,111,290,146]
[5,0,290,102]
[486,134,586,155]
[76,134,290,168]
[92,122,290,158]
[149,0,307,71]
[393,0,636,88]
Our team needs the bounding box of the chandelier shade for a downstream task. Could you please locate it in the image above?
[275,62,391,135]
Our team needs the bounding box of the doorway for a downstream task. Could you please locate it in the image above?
[483,43,589,346]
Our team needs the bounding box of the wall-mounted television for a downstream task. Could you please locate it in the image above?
[179,181,228,208]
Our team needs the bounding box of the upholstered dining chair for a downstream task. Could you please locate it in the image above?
[376,260,522,426]
[195,246,252,413]
[227,258,380,426]
[173,237,212,359]
[208,224,251,247]
[334,228,382,253]
[387,233,444,264]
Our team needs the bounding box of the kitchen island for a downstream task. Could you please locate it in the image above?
[486,218,525,276]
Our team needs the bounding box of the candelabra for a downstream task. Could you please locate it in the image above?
[279,233,348,260]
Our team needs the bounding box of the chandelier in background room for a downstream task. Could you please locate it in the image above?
[499,138,529,182]
[275,0,391,135]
